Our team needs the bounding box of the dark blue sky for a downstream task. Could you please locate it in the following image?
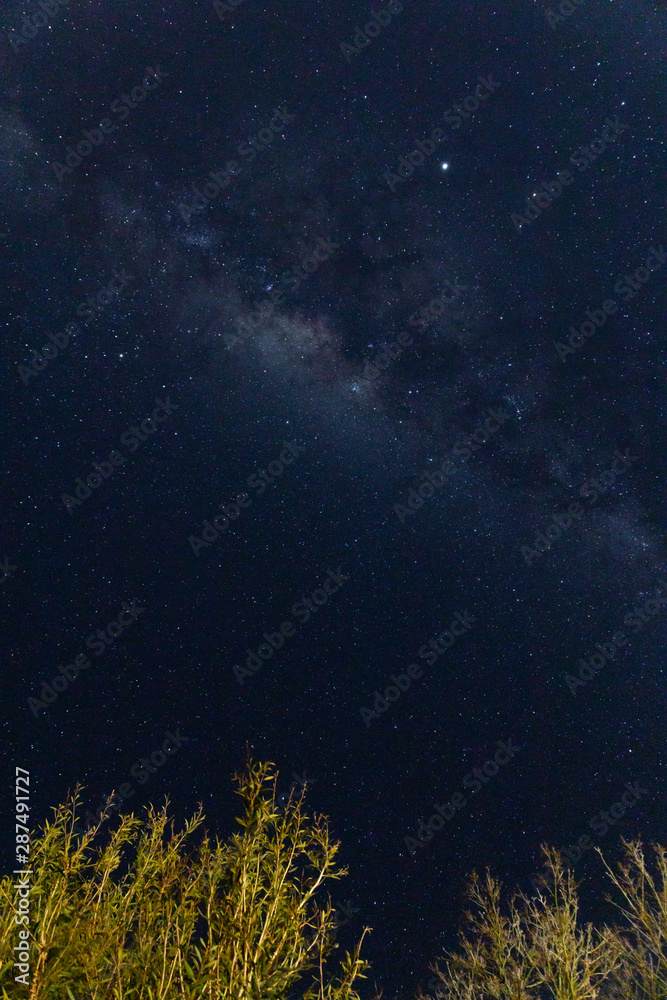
[1,1,666,995]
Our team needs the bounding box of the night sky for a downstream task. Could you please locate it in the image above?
[2,0,666,996]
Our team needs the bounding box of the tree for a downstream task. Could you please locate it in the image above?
[422,840,667,1000]
[0,756,370,999]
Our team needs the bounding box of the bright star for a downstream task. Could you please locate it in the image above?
[441,162,449,170]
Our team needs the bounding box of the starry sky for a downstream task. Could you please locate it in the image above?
[1,0,666,996]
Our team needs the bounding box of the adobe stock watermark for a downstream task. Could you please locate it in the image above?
[0,557,18,586]
[564,577,667,695]
[332,899,361,930]
[383,76,501,191]
[359,611,475,726]
[556,245,666,361]
[213,0,247,21]
[17,269,135,385]
[520,447,638,565]
[27,601,146,716]
[233,567,349,684]
[7,0,69,54]
[361,282,467,383]
[275,769,317,812]
[340,0,403,63]
[178,106,296,223]
[225,235,340,349]
[61,397,179,514]
[12,844,31,988]
[559,781,649,865]
[512,116,628,231]
[394,405,511,523]
[188,441,305,555]
[407,282,468,331]
[546,0,588,30]
[73,728,190,838]
[403,739,519,857]
[361,332,413,382]
[52,68,168,183]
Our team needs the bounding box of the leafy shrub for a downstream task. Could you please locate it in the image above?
[423,840,667,1000]
[0,757,370,1000]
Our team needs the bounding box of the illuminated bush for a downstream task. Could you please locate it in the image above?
[0,757,369,1000]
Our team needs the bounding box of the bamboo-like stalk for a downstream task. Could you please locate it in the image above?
[424,841,667,1000]
[0,757,370,1000]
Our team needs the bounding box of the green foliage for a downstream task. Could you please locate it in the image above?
[0,757,370,999]
[7,754,667,1000]
[422,840,667,1000]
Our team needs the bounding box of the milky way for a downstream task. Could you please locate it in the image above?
[3,1,666,995]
